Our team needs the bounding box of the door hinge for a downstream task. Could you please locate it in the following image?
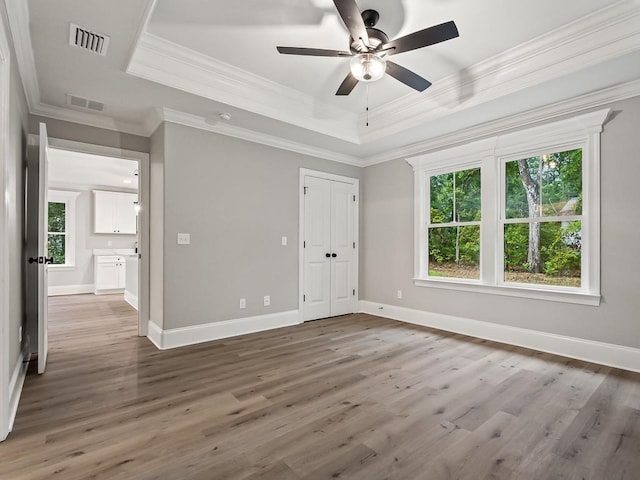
[353,242,355,248]
[303,294,306,302]
[352,289,356,296]
[304,186,308,195]
[353,195,356,202]
[303,241,306,248]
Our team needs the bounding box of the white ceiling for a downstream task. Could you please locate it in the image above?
[11,0,640,164]
[48,149,139,191]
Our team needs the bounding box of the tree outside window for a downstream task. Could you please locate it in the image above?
[504,148,582,287]
[46,190,79,267]
[428,167,481,279]
[48,201,67,264]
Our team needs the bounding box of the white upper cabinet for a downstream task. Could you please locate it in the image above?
[93,190,138,234]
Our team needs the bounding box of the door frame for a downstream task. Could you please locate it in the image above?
[298,168,359,322]
[34,137,151,336]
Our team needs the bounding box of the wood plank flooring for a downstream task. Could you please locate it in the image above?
[1,294,639,479]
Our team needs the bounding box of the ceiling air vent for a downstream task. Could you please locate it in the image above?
[69,23,110,56]
[66,94,105,112]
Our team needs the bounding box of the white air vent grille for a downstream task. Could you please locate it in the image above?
[69,23,110,56]
[66,94,105,112]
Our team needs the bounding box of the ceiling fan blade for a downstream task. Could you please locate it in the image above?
[382,21,459,55]
[276,46,352,57]
[386,61,432,92]
[336,72,359,95]
[333,0,369,50]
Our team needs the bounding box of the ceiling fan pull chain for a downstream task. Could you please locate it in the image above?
[366,83,370,127]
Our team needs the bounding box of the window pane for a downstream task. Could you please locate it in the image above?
[47,234,66,264]
[455,168,481,222]
[504,221,581,287]
[505,148,582,219]
[541,149,582,216]
[48,202,66,232]
[430,172,453,223]
[428,225,480,279]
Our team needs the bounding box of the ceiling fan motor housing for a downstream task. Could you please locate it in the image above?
[350,27,389,53]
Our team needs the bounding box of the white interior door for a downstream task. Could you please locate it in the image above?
[37,123,49,374]
[302,173,357,321]
[303,176,331,320]
[329,181,355,316]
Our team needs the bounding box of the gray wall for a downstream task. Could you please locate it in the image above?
[361,96,640,350]
[47,189,136,288]
[29,115,149,153]
[158,122,362,330]
[149,124,164,328]
[2,10,29,385]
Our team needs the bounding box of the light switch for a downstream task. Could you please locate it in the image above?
[177,233,190,245]
[281,236,288,246]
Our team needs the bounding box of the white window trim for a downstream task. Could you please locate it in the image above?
[408,108,609,306]
[47,190,80,269]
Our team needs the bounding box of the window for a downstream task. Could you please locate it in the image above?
[428,167,481,279]
[503,149,582,288]
[409,109,608,305]
[47,190,80,268]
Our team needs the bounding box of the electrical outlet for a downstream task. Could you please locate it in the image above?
[177,233,190,245]
[397,290,403,299]
[263,295,271,307]
[239,298,246,309]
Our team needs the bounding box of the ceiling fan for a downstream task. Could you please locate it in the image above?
[276,0,459,96]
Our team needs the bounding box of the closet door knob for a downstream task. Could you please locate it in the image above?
[325,253,331,258]
[331,253,337,258]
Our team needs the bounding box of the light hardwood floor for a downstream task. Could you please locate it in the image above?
[1,294,639,479]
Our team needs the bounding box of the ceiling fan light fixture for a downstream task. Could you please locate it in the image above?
[350,54,386,82]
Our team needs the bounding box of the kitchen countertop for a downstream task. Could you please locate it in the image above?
[93,248,136,256]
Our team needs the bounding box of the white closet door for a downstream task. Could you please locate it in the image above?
[302,175,356,321]
[330,180,355,316]
[303,176,332,320]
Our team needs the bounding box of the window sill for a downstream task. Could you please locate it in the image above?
[413,277,600,306]
[48,265,76,272]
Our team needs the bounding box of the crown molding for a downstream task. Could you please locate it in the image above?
[125,0,158,73]
[31,102,150,137]
[360,0,640,144]
[365,78,640,166]
[127,33,361,144]
[156,108,362,166]
[3,0,40,110]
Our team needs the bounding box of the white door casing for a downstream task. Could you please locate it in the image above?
[300,169,358,322]
[37,123,49,374]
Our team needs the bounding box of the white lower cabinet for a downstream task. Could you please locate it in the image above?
[94,256,126,294]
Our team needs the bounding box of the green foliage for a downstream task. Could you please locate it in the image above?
[48,202,65,232]
[506,149,582,219]
[542,221,581,276]
[429,149,582,281]
[428,167,481,272]
[47,234,65,264]
[48,201,67,264]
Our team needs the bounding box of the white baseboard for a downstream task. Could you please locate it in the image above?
[124,290,138,310]
[7,349,30,433]
[147,320,163,350]
[48,284,94,296]
[147,310,300,350]
[359,301,640,373]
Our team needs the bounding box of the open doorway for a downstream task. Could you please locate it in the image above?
[46,148,140,322]
[26,133,150,356]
